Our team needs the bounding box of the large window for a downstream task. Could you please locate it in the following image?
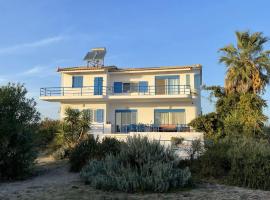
[155,75,179,95]
[115,109,137,132]
[154,109,186,125]
[72,76,83,88]
[84,109,104,123]
[114,81,148,94]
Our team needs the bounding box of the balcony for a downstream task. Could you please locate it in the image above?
[40,85,194,102]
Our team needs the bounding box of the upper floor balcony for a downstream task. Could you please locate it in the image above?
[40,85,197,102]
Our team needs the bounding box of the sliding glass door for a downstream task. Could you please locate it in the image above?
[154,109,186,125]
[115,109,137,132]
[155,75,179,95]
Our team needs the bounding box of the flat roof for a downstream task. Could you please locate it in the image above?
[57,64,202,73]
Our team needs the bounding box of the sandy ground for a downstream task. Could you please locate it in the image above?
[0,156,270,200]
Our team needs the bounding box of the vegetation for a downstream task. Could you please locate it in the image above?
[219,31,270,94]
[63,108,92,148]
[188,31,270,191]
[192,137,270,190]
[69,136,121,172]
[0,83,40,180]
[81,136,192,193]
[35,118,62,149]
[190,31,270,139]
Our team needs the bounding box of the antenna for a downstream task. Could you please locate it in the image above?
[83,47,106,67]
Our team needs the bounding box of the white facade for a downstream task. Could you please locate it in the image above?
[40,65,202,134]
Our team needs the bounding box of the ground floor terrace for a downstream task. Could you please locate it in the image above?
[60,101,201,134]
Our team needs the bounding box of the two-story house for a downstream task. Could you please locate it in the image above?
[40,63,202,134]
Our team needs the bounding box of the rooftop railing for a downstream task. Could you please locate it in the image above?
[40,85,191,97]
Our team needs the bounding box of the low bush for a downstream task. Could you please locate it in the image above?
[69,135,98,172]
[227,137,270,190]
[0,132,37,180]
[81,136,192,193]
[69,136,121,172]
[96,137,122,159]
[34,118,61,150]
[193,136,270,190]
[197,139,231,178]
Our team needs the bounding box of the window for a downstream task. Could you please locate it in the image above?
[114,82,141,93]
[95,109,104,123]
[155,75,179,95]
[94,77,103,95]
[83,109,104,123]
[154,109,186,125]
[115,109,137,132]
[123,83,131,93]
[186,74,190,86]
[194,74,201,89]
[72,76,83,88]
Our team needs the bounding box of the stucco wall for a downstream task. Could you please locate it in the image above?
[107,101,199,126]
[60,102,107,121]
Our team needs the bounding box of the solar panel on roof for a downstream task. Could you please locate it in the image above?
[84,47,106,67]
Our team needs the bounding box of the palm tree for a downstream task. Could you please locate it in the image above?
[219,31,270,94]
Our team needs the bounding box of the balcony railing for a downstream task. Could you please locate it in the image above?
[40,85,191,97]
[113,123,191,133]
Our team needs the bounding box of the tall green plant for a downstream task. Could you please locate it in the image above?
[63,108,92,148]
[219,31,270,94]
[0,83,40,179]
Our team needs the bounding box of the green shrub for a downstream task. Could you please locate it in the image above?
[97,137,122,159]
[69,136,121,172]
[0,132,37,180]
[0,83,40,180]
[69,135,98,172]
[227,137,270,190]
[197,139,231,178]
[81,136,192,192]
[34,118,61,149]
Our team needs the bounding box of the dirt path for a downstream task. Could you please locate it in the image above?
[0,156,270,200]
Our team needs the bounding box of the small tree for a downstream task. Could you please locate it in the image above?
[63,108,92,148]
[0,83,40,180]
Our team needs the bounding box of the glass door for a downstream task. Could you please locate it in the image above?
[115,110,137,133]
[155,76,179,95]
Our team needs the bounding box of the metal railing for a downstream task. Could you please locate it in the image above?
[113,123,191,133]
[40,85,192,97]
[40,86,107,96]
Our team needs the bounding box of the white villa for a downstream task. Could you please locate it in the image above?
[40,48,203,146]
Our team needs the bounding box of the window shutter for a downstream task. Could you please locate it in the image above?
[186,74,190,86]
[194,74,201,89]
[139,81,148,93]
[94,77,103,95]
[113,82,123,93]
[95,109,104,123]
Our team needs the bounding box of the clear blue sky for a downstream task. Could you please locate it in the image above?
[1,0,270,119]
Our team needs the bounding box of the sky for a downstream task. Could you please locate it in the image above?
[1,0,270,119]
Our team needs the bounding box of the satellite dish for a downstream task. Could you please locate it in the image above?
[83,47,106,67]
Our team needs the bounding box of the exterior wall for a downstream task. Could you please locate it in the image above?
[108,101,199,130]
[60,102,107,121]
[60,67,201,130]
[60,69,199,90]
[61,71,108,90]
[45,67,202,131]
